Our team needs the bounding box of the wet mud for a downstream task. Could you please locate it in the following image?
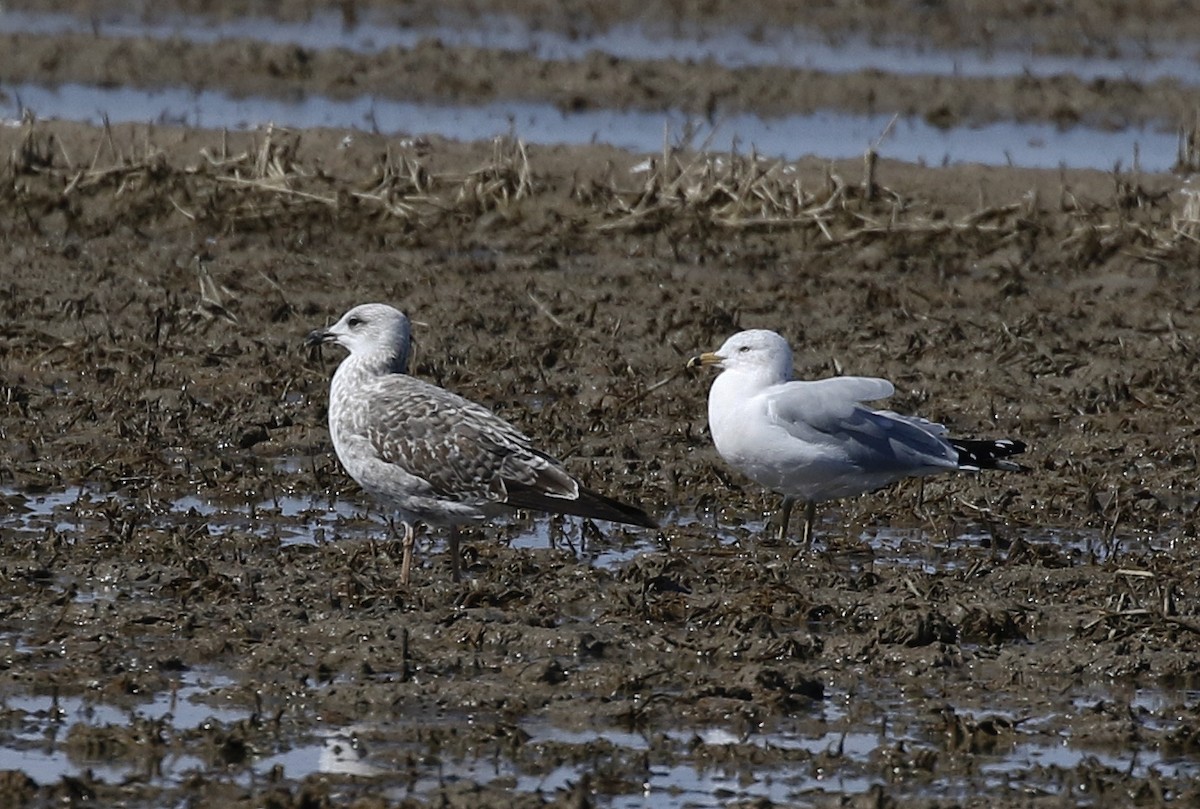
[3,2,1200,807]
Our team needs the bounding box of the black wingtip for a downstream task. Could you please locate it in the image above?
[558,485,659,529]
[504,482,657,529]
[951,438,1029,472]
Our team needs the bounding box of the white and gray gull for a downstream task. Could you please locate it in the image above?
[306,303,657,584]
[687,329,1027,544]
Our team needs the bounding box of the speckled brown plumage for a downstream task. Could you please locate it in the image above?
[306,303,656,583]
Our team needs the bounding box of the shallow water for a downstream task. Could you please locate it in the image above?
[0,484,371,546]
[1,6,1185,171]
[170,492,373,546]
[0,669,245,785]
[3,8,1198,85]
[1,80,1174,171]
[233,685,1200,805]
[0,485,95,534]
[9,684,1195,804]
[0,484,1161,566]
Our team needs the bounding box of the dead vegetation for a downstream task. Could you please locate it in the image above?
[2,116,1196,267]
[0,116,1180,236]
[1175,111,1200,175]
[2,119,537,236]
[586,122,909,237]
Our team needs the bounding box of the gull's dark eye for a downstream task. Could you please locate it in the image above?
[739,345,751,353]
[347,316,363,328]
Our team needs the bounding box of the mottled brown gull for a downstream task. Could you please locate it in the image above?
[688,329,1027,544]
[306,303,656,584]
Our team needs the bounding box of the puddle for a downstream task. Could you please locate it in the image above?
[3,671,244,730]
[0,747,211,787]
[664,724,883,758]
[516,761,833,807]
[978,740,1199,782]
[0,485,96,534]
[0,483,376,546]
[11,696,1196,804]
[508,518,661,570]
[0,482,658,563]
[687,508,1171,569]
[3,9,1199,85]
[254,729,387,780]
[0,669,247,786]
[512,715,870,804]
[0,81,1177,171]
[1128,687,1200,716]
[170,493,374,546]
[521,723,651,751]
[247,717,874,805]
[2,484,1168,575]
[506,684,1200,804]
[173,494,657,556]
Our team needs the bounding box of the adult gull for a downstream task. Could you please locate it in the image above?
[688,329,1026,543]
[306,303,657,584]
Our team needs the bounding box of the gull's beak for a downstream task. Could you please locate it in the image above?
[304,327,336,348]
[686,351,723,371]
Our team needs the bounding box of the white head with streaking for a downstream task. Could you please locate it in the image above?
[688,328,1027,545]
[307,302,412,376]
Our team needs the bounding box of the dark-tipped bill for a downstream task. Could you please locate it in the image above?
[304,327,335,348]
[686,351,723,370]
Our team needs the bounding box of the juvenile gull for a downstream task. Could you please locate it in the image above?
[688,329,1027,544]
[306,303,656,584]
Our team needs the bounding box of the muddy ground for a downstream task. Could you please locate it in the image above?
[3,2,1200,808]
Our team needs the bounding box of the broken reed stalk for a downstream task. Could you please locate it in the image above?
[7,118,1194,260]
[1175,111,1200,174]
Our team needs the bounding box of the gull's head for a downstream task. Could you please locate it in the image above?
[306,303,412,372]
[687,329,794,381]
